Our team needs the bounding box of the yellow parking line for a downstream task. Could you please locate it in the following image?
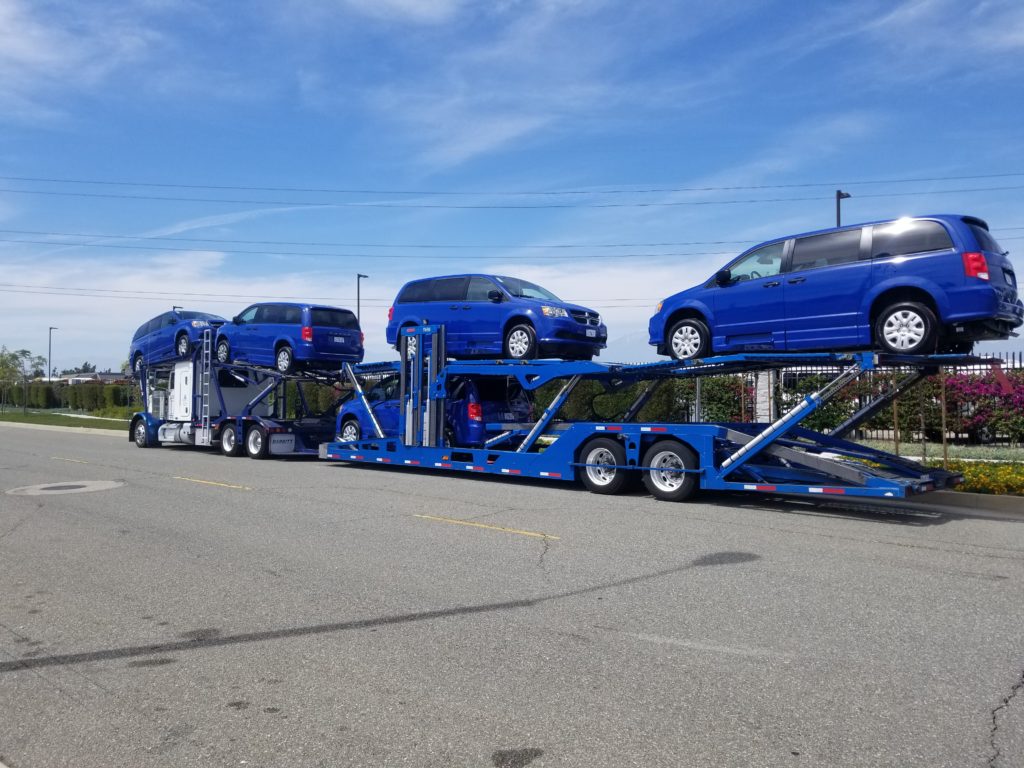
[413,514,559,540]
[173,476,251,491]
[51,456,89,464]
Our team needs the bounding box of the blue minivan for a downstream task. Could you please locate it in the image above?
[129,309,225,376]
[215,303,364,373]
[337,373,533,446]
[649,215,1022,359]
[386,274,607,360]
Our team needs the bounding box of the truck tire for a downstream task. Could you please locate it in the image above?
[579,437,629,495]
[220,424,242,457]
[641,440,698,501]
[246,425,270,459]
[133,420,150,448]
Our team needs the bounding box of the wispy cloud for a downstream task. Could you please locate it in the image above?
[0,0,162,122]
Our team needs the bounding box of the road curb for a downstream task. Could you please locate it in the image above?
[0,421,125,438]
[923,490,1024,514]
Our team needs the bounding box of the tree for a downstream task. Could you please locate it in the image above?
[0,348,47,413]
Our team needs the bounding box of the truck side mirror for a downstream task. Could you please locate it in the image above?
[487,289,504,303]
[715,269,732,286]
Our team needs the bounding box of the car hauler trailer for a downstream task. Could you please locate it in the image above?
[129,331,344,459]
[319,324,990,502]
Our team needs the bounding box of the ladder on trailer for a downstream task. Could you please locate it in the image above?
[196,330,213,446]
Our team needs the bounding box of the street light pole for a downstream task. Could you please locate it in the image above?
[48,326,58,382]
[356,273,369,323]
[836,189,851,227]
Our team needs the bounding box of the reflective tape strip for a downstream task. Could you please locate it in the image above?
[349,454,363,460]
[435,462,452,468]
[376,457,391,463]
[596,425,622,432]
[539,471,562,478]
[640,426,668,432]
[404,459,420,465]
[744,484,777,491]
[501,468,522,475]
[467,465,484,472]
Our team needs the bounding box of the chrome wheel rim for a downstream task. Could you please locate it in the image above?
[585,447,618,486]
[247,429,262,455]
[649,450,685,492]
[671,325,702,358]
[341,422,360,441]
[176,336,189,356]
[508,329,531,358]
[134,422,146,445]
[276,349,291,371]
[222,428,235,451]
[883,310,925,350]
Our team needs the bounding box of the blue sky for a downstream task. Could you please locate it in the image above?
[1,0,1023,371]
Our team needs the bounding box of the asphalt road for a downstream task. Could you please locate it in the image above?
[1,423,1022,768]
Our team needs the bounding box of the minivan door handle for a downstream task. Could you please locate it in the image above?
[788,277,806,284]
[763,281,781,287]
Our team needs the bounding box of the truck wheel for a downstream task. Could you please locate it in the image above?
[176,333,191,358]
[275,345,294,373]
[875,302,937,354]
[642,440,698,501]
[246,425,270,459]
[216,338,231,364]
[340,418,361,442]
[504,323,537,360]
[667,318,710,360]
[579,437,629,494]
[220,424,242,457]
[133,420,150,448]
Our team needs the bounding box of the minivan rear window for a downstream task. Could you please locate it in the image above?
[967,223,1006,255]
[872,220,953,258]
[311,308,359,329]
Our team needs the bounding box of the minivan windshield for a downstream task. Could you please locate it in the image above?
[495,276,561,301]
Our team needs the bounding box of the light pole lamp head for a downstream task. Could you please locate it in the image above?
[357,273,369,279]
[836,190,851,201]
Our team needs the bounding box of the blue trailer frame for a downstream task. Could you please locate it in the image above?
[129,330,347,458]
[319,325,988,502]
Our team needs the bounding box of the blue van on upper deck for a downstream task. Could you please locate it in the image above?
[649,215,1022,359]
[386,274,607,360]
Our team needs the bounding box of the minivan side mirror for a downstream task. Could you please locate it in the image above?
[232,316,241,324]
[715,269,732,286]
[487,289,504,303]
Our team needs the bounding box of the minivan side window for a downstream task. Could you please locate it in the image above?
[728,242,785,282]
[145,318,161,335]
[281,306,303,324]
[872,220,953,258]
[428,277,467,302]
[163,314,178,327]
[790,229,862,272]
[466,276,498,301]
[397,282,429,303]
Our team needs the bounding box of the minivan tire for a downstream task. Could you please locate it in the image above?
[216,338,231,364]
[340,418,361,442]
[667,318,711,360]
[504,323,538,360]
[874,302,937,355]
[579,437,629,494]
[276,345,294,373]
[175,333,191,358]
[132,354,144,377]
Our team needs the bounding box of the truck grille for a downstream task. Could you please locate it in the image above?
[569,310,601,326]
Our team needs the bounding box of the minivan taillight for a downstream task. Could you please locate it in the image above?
[388,306,394,322]
[963,251,989,280]
[467,402,482,422]
[301,325,313,341]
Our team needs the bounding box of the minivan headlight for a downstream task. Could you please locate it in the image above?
[190,320,210,328]
[541,306,568,318]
